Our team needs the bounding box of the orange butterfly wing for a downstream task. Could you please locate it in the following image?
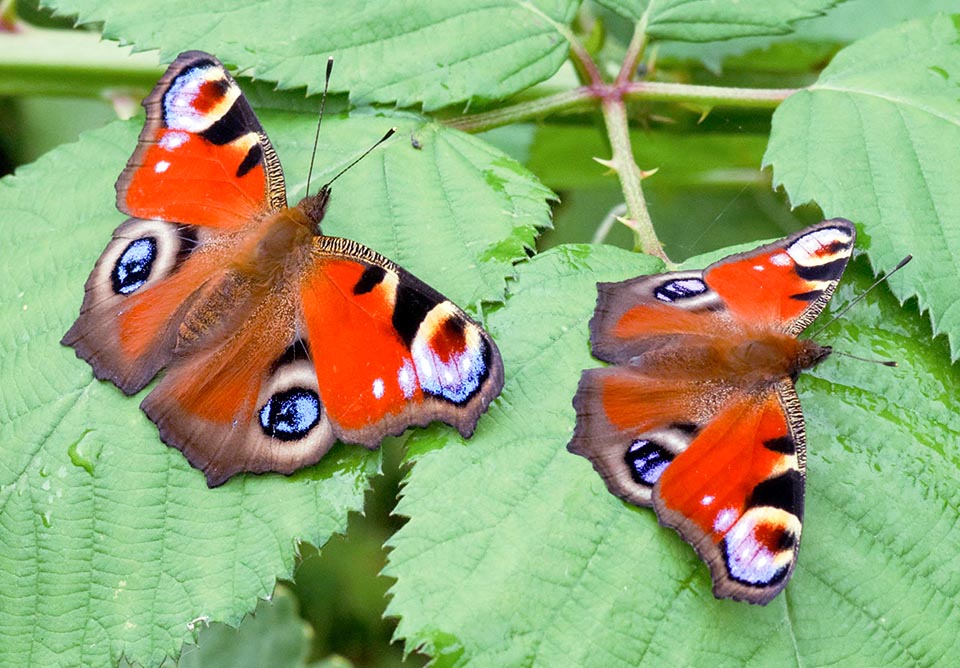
[570,219,855,604]
[63,52,284,392]
[117,50,286,227]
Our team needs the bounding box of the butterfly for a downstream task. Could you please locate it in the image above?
[568,220,856,604]
[62,51,504,487]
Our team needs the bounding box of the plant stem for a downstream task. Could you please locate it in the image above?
[447,81,796,134]
[624,81,795,107]
[446,88,595,132]
[616,12,649,86]
[567,30,604,87]
[601,96,670,263]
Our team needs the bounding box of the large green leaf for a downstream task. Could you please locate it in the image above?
[385,243,960,667]
[765,14,960,360]
[42,0,580,110]
[595,0,841,41]
[659,1,959,73]
[0,112,551,667]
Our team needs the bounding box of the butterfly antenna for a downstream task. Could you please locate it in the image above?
[831,350,898,367]
[305,57,335,199]
[810,255,913,339]
[319,127,396,192]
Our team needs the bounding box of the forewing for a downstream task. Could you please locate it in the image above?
[64,50,287,393]
[704,218,855,335]
[116,50,286,228]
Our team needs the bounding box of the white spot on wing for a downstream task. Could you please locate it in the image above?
[701,495,715,506]
[769,252,791,267]
[397,361,416,399]
[154,160,170,173]
[372,378,385,400]
[713,507,737,533]
[159,131,188,150]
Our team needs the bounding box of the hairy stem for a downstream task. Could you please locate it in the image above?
[446,88,595,132]
[447,81,795,134]
[600,97,670,263]
[624,81,795,107]
[616,11,649,86]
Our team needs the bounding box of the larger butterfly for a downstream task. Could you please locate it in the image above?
[569,220,856,604]
[63,51,504,487]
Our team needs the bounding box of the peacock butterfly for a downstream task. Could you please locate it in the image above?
[569,220,856,604]
[62,51,504,487]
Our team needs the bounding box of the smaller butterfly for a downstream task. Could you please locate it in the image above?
[569,220,856,604]
[62,51,504,487]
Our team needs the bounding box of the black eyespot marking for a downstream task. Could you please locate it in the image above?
[823,236,853,254]
[777,529,798,551]
[654,277,707,303]
[441,315,466,341]
[353,265,387,295]
[236,143,262,178]
[796,257,847,282]
[625,439,673,487]
[747,470,803,517]
[112,237,158,295]
[763,435,795,454]
[259,388,321,441]
[200,97,248,146]
[790,289,823,302]
[392,281,444,347]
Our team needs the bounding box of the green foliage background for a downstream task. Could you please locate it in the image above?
[1,1,959,667]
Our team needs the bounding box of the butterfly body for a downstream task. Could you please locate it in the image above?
[569,220,855,604]
[63,51,503,487]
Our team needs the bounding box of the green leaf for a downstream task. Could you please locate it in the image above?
[595,0,841,41]
[0,111,551,667]
[658,0,960,73]
[386,244,960,667]
[765,14,960,360]
[177,586,312,668]
[41,0,580,110]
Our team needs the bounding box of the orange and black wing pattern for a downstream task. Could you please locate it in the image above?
[570,220,855,604]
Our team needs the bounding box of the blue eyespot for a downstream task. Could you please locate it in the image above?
[625,439,672,486]
[654,277,706,302]
[259,388,320,441]
[112,237,157,295]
